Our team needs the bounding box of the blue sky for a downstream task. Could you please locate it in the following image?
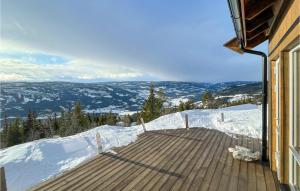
[0,0,267,82]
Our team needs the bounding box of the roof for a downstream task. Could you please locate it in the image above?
[225,0,284,53]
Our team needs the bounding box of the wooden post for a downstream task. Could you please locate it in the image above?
[185,114,189,129]
[140,118,146,132]
[0,167,7,191]
[96,133,102,154]
[220,113,224,122]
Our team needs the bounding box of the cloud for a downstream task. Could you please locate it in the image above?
[0,58,144,82]
[0,73,28,81]
[1,0,267,82]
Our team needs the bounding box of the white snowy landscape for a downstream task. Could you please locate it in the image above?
[0,104,262,191]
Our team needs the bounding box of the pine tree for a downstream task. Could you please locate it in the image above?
[157,88,166,113]
[141,83,163,122]
[202,91,214,108]
[53,113,60,134]
[184,99,194,110]
[107,111,117,125]
[7,117,22,146]
[1,113,9,148]
[59,110,65,136]
[24,111,34,141]
[178,101,185,111]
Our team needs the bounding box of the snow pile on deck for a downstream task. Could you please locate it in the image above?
[0,104,261,191]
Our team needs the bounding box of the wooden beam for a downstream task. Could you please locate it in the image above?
[246,23,269,41]
[224,38,244,54]
[246,23,269,37]
[246,9,273,32]
[246,33,268,48]
[247,29,268,41]
[245,0,274,20]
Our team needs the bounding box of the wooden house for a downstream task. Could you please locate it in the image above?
[225,0,300,190]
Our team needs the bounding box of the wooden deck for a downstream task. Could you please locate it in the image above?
[31,128,279,191]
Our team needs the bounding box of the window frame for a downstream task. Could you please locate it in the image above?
[289,43,300,191]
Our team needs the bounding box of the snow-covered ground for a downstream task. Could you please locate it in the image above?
[0,104,261,191]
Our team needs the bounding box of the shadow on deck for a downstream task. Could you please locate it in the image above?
[30,128,280,191]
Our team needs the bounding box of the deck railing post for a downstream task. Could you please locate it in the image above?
[185,114,189,129]
[96,133,102,154]
[140,118,146,132]
[0,167,7,191]
[220,113,224,122]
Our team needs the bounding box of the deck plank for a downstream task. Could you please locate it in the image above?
[237,135,248,191]
[207,134,233,191]
[30,128,279,191]
[216,134,237,191]
[78,130,180,191]
[247,137,257,191]
[227,135,242,191]
[187,132,226,191]
[132,129,210,191]
[108,129,202,191]
[255,138,267,191]
[197,133,230,191]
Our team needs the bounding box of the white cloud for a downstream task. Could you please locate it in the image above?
[0,58,144,82]
[0,73,28,81]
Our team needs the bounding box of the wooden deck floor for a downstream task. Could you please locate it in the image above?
[31,128,279,191]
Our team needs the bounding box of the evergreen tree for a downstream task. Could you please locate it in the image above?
[107,111,117,125]
[201,91,214,108]
[24,111,34,141]
[140,83,163,122]
[1,113,9,148]
[157,88,166,113]
[178,101,185,111]
[98,114,107,126]
[53,113,60,134]
[7,117,23,146]
[184,99,194,110]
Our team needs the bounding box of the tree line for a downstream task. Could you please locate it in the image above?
[0,102,134,148]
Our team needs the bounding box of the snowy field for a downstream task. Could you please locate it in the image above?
[0,104,261,191]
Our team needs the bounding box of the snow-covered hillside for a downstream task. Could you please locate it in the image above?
[0,104,261,191]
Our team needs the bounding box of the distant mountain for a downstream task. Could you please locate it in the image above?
[0,81,261,120]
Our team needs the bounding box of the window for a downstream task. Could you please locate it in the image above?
[289,44,300,191]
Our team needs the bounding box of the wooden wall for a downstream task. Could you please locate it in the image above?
[268,0,299,184]
[269,0,300,59]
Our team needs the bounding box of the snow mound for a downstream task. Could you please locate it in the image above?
[0,125,142,191]
[0,104,261,191]
[145,104,261,138]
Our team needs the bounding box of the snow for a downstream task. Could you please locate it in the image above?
[0,104,261,191]
[0,126,143,191]
[146,104,261,138]
[215,94,253,103]
[22,97,34,104]
[169,97,189,106]
[119,110,137,116]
